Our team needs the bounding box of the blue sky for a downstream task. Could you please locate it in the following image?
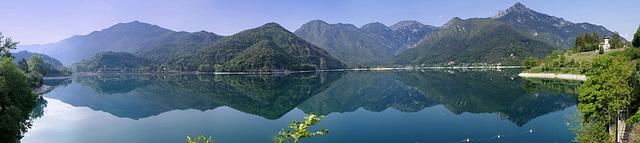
[1,0,639,45]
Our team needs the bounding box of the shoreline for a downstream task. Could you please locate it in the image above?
[44,66,524,79]
[32,85,52,94]
[518,73,586,81]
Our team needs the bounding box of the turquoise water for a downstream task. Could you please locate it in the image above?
[22,69,579,143]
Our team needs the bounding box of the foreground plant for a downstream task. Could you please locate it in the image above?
[276,112,329,143]
[186,135,213,143]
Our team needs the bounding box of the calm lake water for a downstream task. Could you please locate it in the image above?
[22,69,580,143]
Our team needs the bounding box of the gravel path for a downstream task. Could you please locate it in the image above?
[518,73,587,81]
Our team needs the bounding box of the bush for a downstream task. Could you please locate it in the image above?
[0,57,38,142]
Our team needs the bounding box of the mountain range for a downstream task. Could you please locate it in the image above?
[491,2,624,48]
[294,20,438,65]
[15,2,624,69]
[17,21,223,65]
[165,23,346,72]
[393,17,560,65]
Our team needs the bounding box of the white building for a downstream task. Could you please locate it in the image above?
[599,35,610,52]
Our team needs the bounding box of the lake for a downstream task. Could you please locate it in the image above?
[21,69,580,143]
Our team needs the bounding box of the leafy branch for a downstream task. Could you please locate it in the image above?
[276,112,329,143]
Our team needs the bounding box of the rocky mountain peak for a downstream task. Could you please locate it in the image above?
[361,22,390,31]
[442,17,462,29]
[491,2,534,19]
[390,20,423,31]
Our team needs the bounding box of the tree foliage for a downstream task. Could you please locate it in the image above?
[0,57,38,142]
[571,32,602,52]
[634,24,640,48]
[277,112,329,143]
[574,48,640,141]
[72,51,156,73]
[0,32,19,59]
[17,58,29,73]
[27,55,47,77]
[186,135,213,143]
[521,57,539,69]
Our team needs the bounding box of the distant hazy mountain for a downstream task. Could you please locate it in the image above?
[12,50,63,67]
[17,21,223,65]
[491,2,624,48]
[166,22,346,72]
[393,18,559,65]
[294,20,438,65]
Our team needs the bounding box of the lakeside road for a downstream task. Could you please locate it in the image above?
[518,73,587,81]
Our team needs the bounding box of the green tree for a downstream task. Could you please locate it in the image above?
[0,57,38,142]
[17,58,29,73]
[611,32,621,49]
[27,55,47,77]
[598,46,604,54]
[0,32,19,59]
[576,54,639,141]
[550,50,559,59]
[559,54,566,67]
[592,32,600,44]
[521,57,539,69]
[634,24,640,48]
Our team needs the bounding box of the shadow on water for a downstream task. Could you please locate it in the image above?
[41,69,579,126]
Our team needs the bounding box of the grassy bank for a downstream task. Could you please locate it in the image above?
[523,48,626,75]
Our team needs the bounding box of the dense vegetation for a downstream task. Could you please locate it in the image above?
[165,23,346,72]
[393,18,559,66]
[0,33,38,143]
[134,31,223,63]
[526,27,640,142]
[13,50,63,67]
[294,20,438,65]
[72,51,155,72]
[569,32,629,53]
[570,47,640,142]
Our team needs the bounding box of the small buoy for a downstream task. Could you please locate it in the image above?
[497,135,501,139]
[466,138,470,142]
[566,123,570,126]
[529,129,533,133]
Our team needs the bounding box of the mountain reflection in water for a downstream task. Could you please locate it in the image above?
[42,69,577,126]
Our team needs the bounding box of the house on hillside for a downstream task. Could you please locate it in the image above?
[599,35,610,52]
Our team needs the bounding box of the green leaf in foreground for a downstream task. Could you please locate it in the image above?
[277,112,329,143]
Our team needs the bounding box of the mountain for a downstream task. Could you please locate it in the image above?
[491,2,624,48]
[134,30,223,63]
[12,50,63,67]
[393,17,560,65]
[166,22,346,72]
[294,20,438,65]
[17,21,223,65]
[71,51,153,72]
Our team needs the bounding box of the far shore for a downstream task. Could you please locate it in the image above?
[518,73,587,81]
[41,66,524,79]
